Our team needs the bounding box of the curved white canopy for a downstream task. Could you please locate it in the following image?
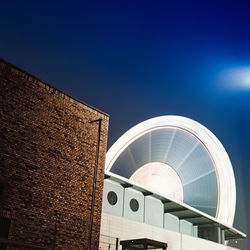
[105,116,236,225]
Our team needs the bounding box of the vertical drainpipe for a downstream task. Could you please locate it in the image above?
[88,118,102,250]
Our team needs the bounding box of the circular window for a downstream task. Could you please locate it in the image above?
[130,198,139,212]
[107,191,118,206]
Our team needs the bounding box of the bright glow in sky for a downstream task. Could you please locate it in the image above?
[221,67,250,90]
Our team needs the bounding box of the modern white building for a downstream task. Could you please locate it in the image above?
[100,116,246,250]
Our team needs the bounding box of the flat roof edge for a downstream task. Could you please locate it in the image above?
[0,58,109,117]
[105,171,247,240]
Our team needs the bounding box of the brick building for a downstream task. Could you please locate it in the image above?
[0,59,109,249]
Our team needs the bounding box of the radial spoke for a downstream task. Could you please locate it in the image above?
[188,204,216,209]
[183,169,215,186]
[175,141,199,171]
[148,132,152,162]
[162,129,177,163]
[128,146,138,171]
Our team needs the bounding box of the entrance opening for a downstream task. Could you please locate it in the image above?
[120,238,167,250]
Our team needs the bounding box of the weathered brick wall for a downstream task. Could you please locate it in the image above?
[0,59,109,249]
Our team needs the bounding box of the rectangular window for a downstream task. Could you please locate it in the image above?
[0,217,11,239]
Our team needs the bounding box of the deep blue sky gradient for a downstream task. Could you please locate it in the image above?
[1,1,250,249]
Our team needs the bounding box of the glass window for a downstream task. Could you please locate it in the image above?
[130,198,139,212]
[107,191,118,206]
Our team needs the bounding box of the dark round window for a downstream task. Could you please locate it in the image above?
[107,191,118,206]
[130,198,139,212]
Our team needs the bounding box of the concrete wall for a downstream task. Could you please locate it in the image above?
[144,195,164,227]
[102,179,197,238]
[0,59,109,249]
[123,187,144,223]
[164,213,179,233]
[102,179,124,217]
[100,212,240,250]
[180,219,193,236]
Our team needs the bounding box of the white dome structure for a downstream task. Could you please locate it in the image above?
[105,116,236,226]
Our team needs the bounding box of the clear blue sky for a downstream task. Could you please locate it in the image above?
[1,1,250,249]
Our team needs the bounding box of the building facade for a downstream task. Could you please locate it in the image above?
[100,173,246,250]
[0,59,109,249]
[101,116,246,250]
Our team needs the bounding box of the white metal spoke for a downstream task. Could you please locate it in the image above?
[162,129,177,163]
[128,146,138,171]
[175,141,199,171]
[148,132,152,162]
[188,204,216,209]
[183,169,215,186]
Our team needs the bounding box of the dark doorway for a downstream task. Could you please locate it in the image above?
[120,238,167,250]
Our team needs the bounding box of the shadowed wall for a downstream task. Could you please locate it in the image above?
[0,59,109,249]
